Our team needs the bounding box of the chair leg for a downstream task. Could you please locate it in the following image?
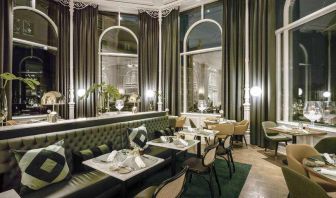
[224,156,232,179]
[209,169,214,198]
[275,142,279,158]
[212,166,221,196]
[243,135,248,147]
[265,140,268,152]
[229,150,235,173]
[285,141,288,145]
[189,173,193,183]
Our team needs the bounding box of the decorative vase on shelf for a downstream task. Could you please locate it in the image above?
[0,88,8,126]
[198,100,207,113]
[303,101,323,127]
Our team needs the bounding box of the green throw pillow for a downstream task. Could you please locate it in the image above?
[73,142,113,172]
[12,140,71,195]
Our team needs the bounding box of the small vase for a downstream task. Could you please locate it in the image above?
[0,88,8,126]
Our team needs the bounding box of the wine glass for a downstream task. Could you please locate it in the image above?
[115,99,124,114]
[303,101,323,127]
[198,100,207,113]
[322,101,336,125]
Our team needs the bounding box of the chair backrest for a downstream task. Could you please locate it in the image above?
[154,166,189,198]
[234,120,249,135]
[315,137,336,154]
[202,142,219,167]
[212,123,235,136]
[286,144,320,176]
[261,121,277,136]
[175,116,186,128]
[189,119,197,128]
[282,166,329,198]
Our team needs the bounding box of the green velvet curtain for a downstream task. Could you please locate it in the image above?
[74,6,98,118]
[222,0,245,121]
[0,0,13,120]
[162,9,180,115]
[139,12,159,112]
[249,0,276,147]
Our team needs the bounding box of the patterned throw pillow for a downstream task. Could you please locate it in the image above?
[73,142,113,172]
[12,140,71,195]
[128,124,149,149]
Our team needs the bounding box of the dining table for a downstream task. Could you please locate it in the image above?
[146,137,199,176]
[83,149,164,198]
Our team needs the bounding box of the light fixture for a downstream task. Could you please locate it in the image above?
[250,86,262,97]
[323,91,331,98]
[146,90,155,98]
[77,89,86,97]
[206,9,210,13]
[298,88,303,96]
[119,88,125,95]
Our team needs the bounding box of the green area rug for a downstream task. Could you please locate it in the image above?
[131,154,251,198]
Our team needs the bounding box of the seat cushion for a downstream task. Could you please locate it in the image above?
[267,134,292,142]
[134,186,157,198]
[23,170,121,198]
[183,157,209,174]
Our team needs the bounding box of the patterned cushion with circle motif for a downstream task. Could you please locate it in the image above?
[12,140,71,195]
[128,124,149,149]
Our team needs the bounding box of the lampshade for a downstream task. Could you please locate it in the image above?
[41,91,65,106]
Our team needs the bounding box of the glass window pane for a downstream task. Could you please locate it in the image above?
[288,10,336,126]
[13,9,58,47]
[101,29,137,54]
[101,56,139,95]
[290,0,336,22]
[14,0,31,6]
[98,12,118,35]
[12,43,56,116]
[120,14,139,36]
[180,7,202,51]
[36,0,51,15]
[187,22,221,51]
[204,1,223,25]
[186,51,222,112]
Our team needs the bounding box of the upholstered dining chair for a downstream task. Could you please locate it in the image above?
[282,166,330,198]
[286,144,336,192]
[262,121,292,158]
[233,120,249,147]
[183,142,221,198]
[204,117,218,129]
[212,123,235,179]
[314,137,336,154]
[189,118,197,128]
[134,166,189,198]
[175,116,187,131]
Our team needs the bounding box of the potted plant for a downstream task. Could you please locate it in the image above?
[0,72,40,125]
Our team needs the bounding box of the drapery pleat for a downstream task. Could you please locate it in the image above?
[222,0,245,121]
[139,12,159,112]
[50,2,70,119]
[162,9,180,115]
[0,0,13,120]
[74,6,98,118]
[249,0,276,147]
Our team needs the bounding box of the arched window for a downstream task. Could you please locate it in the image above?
[99,24,139,95]
[12,2,58,117]
[182,19,222,113]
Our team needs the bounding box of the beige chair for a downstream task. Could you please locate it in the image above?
[183,142,221,198]
[212,123,235,143]
[233,120,249,146]
[175,116,186,131]
[286,144,336,192]
[135,166,189,198]
[204,117,218,129]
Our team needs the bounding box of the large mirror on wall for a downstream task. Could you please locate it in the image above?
[289,10,336,126]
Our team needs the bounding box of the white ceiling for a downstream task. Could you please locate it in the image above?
[81,0,217,14]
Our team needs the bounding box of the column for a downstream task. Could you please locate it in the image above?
[243,0,250,123]
[69,0,75,119]
[157,9,163,111]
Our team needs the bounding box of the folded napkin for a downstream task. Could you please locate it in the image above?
[321,168,336,177]
[178,139,189,146]
[106,150,118,162]
[323,153,335,164]
[135,156,146,168]
[160,136,167,142]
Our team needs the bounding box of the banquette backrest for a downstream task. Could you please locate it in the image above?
[0,116,170,191]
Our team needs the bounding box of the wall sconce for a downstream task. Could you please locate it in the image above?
[250,86,262,97]
[323,91,331,98]
[77,89,86,98]
[119,88,125,95]
[146,90,155,111]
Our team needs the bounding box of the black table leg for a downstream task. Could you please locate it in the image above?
[196,136,201,158]
[121,182,127,198]
[283,135,297,165]
[171,149,177,176]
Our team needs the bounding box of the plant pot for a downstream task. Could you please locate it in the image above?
[0,88,8,125]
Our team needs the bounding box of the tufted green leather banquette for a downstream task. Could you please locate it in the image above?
[0,115,174,198]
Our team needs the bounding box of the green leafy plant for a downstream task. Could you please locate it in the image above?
[0,72,40,89]
[80,83,121,100]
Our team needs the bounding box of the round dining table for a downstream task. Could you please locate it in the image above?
[303,155,336,186]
